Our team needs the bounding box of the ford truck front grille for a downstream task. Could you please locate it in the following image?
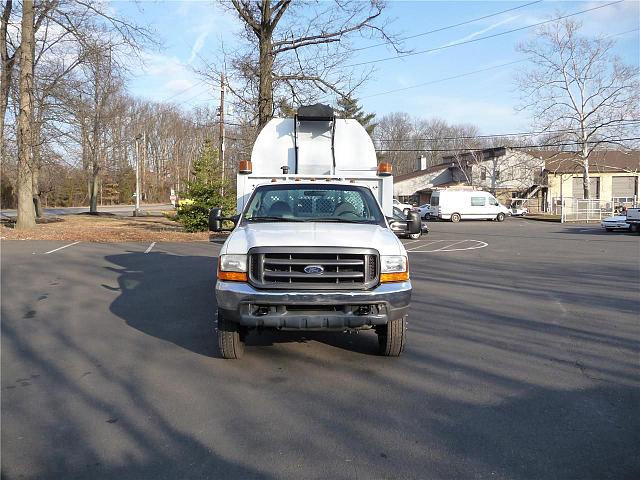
[248,247,379,290]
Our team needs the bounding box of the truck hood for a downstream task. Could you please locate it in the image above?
[221,222,405,256]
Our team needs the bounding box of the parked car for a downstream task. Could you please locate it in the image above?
[391,207,429,239]
[510,199,528,217]
[510,206,528,216]
[393,198,413,211]
[601,215,632,231]
[417,203,432,219]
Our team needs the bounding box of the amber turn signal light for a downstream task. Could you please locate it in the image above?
[377,162,392,176]
[217,271,248,282]
[239,160,252,174]
[380,271,409,283]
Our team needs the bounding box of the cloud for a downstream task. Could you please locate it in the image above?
[188,25,214,64]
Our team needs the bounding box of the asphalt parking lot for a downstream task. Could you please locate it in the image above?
[2,219,639,480]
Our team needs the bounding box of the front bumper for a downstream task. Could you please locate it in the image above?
[602,222,629,229]
[216,280,412,329]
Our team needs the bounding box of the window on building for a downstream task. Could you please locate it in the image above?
[495,169,500,180]
[572,177,600,199]
[612,176,637,199]
[480,168,486,180]
[471,196,486,206]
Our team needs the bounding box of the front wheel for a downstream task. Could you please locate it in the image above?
[407,232,421,240]
[496,212,506,222]
[217,309,245,359]
[376,316,407,357]
[450,213,461,223]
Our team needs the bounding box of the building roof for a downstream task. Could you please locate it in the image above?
[526,150,640,174]
[393,163,450,183]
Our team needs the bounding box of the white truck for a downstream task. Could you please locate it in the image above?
[430,188,510,223]
[625,207,640,232]
[209,104,421,358]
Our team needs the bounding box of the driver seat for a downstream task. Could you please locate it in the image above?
[334,201,357,216]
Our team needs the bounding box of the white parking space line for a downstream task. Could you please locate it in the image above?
[144,242,156,254]
[402,239,422,247]
[43,241,80,255]
[431,240,469,252]
[407,239,489,253]
[405,240,450,251]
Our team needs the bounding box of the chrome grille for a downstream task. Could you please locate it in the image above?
[248,247,379,290]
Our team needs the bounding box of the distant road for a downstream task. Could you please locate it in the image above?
[1,203,173,218]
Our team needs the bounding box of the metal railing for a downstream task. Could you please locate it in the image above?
[559,198,614,223]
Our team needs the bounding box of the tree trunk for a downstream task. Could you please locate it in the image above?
[89,161,99,213]
[257,16,274,131]
[581,142,590,200]
[15,0,35,230]
[32,165,42,217]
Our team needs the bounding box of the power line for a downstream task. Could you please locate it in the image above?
[360,28,639,100]
[354,1,542,52]
[374,138,640,153]
[348,0,624,68]
[361,59,528,99]
[374,121,640,143]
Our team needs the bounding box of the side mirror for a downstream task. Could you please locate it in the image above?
[209,208,222,232]
[403,207,411,217]
[209,208,239,232]
[407,211,421,234]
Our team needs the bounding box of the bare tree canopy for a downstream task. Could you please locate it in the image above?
[222,0,400,130]
[516,18,639,199]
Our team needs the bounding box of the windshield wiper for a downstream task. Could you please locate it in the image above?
[245,216,304,222]
[308,218,375,224]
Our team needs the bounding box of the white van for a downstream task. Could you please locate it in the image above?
[430,189,510,222]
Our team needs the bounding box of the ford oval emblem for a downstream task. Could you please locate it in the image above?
[304,265,324,274]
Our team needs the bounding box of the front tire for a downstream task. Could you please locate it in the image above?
[377,316,407,357]
[450,213,461,223]
[217,309,245,359]
[496,212,506,222]
[408,232,421,240]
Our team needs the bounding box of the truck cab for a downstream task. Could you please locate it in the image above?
[210,105,420,358]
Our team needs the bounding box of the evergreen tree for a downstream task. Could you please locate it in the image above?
[335,96,376,135]
[177,139,234,232]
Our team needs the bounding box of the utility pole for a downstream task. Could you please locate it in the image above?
[219,73,225,197]
[134,133,142,216]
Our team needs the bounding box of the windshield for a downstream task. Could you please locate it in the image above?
[243,184,385,224]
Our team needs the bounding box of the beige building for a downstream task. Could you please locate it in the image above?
[530,150,640,212]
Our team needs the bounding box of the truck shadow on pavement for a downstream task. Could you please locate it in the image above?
[105,251,380,358]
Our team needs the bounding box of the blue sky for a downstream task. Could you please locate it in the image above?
[121,0,639,134]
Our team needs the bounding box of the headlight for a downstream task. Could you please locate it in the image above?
[218,254,248,282]
[219,254,247,272]
[380,255,407,273]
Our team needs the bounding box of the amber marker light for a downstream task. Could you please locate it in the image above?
[239,160,252,174]
[380,271,410,283]
[377,162,393,176]
[217,269,248,282]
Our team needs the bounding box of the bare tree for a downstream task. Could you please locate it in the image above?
[517,18,639,199]
[222,0,399,130]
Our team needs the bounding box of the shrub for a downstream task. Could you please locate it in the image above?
[176,140,234,232]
